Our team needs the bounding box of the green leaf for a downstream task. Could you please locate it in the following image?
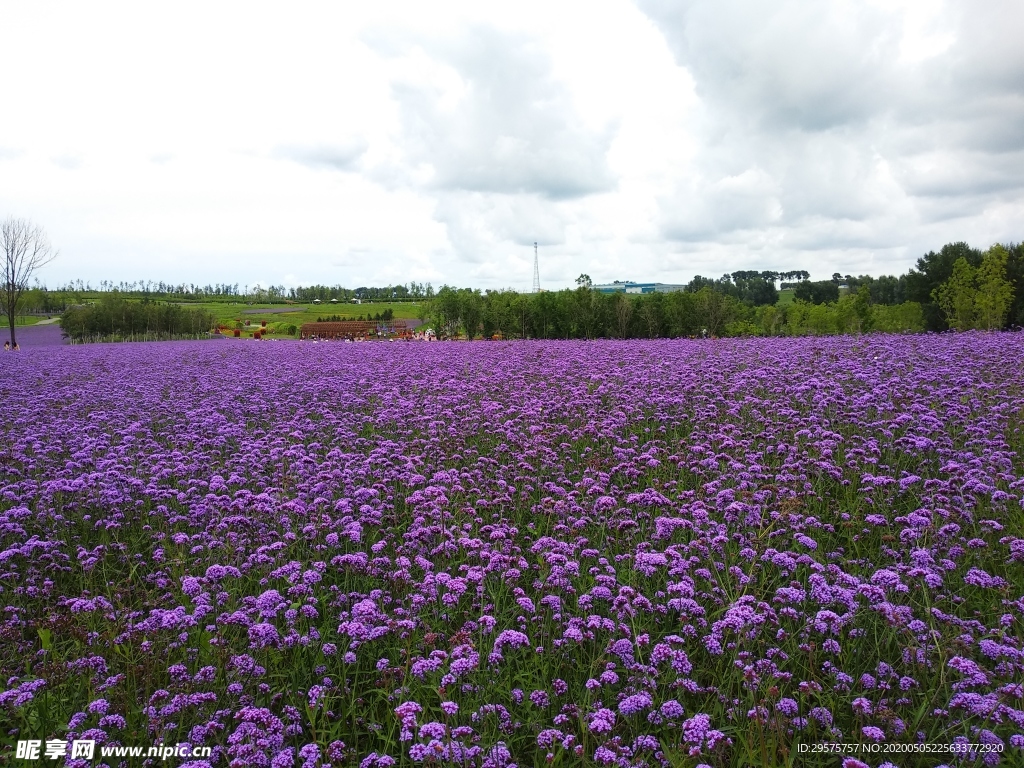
[199,630,212,656]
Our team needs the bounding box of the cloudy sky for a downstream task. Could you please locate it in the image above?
[3,1,1022,291]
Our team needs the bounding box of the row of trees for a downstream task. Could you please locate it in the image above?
[715,243,1023,332]
[43,280,437,304]
[420,241,1021,340]
[53,240,1017,342]
[840,242,1024,330]
[293,284,434,302]
[60,293,215,343]
[423,283,928,340]
[316,309,395,323]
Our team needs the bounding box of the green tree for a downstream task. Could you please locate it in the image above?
[974,244,1014,330]
[852,283,873,332]
[416,299,431,325]
[871,302,925,333]
[529,290,556,338]
[794,280,839,304]
[730,274,778,306]
[485,290,518,339]
[932,258,977,331]
[1005,242,1024,327]
[664,291,700,337]
[868,274,904,305]
[570,285,598,339]
[637,292,664,338]
[434,286,462,338]
[754,304,784,336]
[512,292,531,339]
[694,286,737,337]
[613,292,633,339]
[459,289,483,339]
[906,241,983,330]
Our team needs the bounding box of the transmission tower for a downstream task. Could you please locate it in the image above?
[532,241,541,293]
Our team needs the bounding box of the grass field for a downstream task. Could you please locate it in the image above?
[6,315,44,327]
[182,301,425,335]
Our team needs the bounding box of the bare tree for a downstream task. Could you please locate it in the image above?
[2,218,58,347]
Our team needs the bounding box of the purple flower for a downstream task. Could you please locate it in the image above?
[682,713,711,744]
[618,692,653,716]
[661,700,684,719]
[493,630,530,652]
[86,698,109,715]
[809,707,833,727]
[776,698,799,717]
[610,638,634,659]
[862,725,885,741]
[419,721,447,739]
[852,697,872,715]
[587,708,616,734]
[298,744,320,768]
[248,622,280,649]
[307,686,324,708]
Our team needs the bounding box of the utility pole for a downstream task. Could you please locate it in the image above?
[532,242,540,294]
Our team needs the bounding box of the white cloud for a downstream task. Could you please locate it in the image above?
[0,0,1021,289]
[273,140,369,173]
[661,168,783,241]
[636,0,1024,276]
[377,26,617,201]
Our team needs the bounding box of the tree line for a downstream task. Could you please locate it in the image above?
[315,309,395,323]
[36,239,1024,342]
[424,283,914,340]
[60,293,215,343]
[421,241,1023,339]
[30,280,436,307]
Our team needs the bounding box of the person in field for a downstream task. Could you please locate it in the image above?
[3,341,9,351]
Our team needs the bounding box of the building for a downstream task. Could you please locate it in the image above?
[299,318,423,341]
[593,281,686,294]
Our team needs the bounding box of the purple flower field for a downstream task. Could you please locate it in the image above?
[1,334,1023,767]
[1,322,67,348]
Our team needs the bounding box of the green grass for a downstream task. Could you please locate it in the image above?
[776,288,795,307]
[186,301,423,329]
[6,315,44,327]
